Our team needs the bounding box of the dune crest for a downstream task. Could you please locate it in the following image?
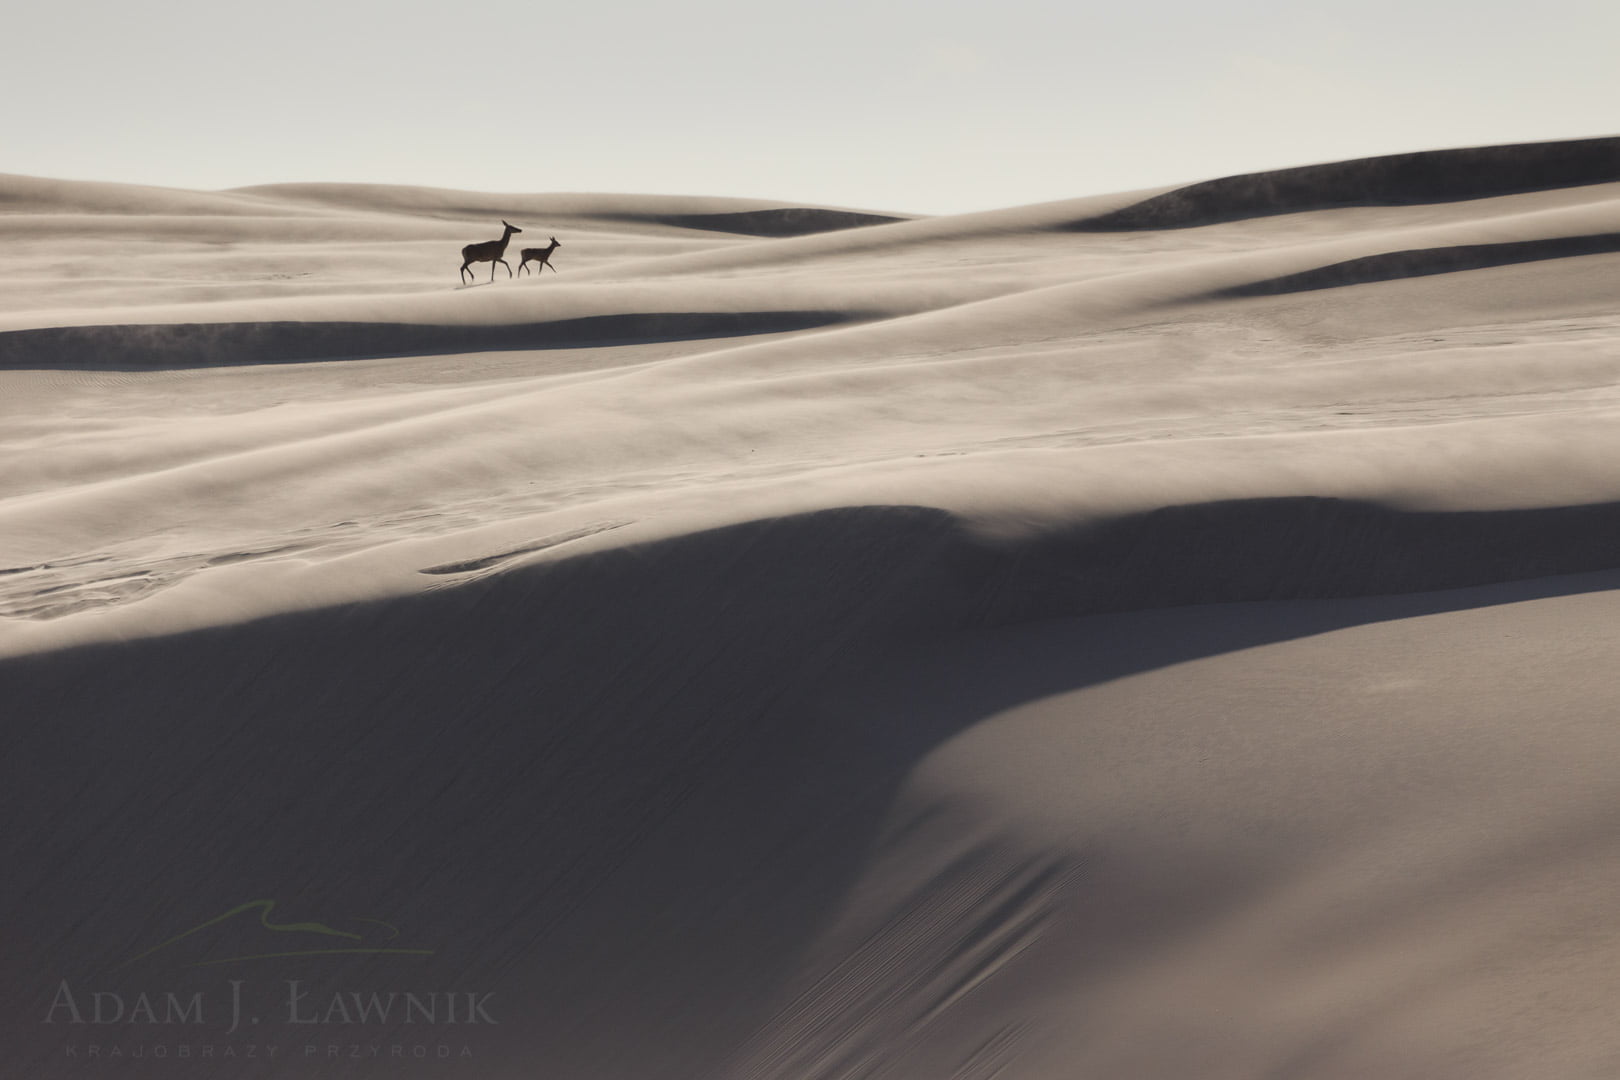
[1070,135,1620,229]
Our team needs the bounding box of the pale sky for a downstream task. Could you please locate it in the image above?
[5,0,1617,214]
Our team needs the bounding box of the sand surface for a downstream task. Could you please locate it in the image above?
[5,136,1620,1077]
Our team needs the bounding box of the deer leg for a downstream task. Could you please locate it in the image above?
[498,258,512,279]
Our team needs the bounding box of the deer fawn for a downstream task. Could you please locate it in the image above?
[459,220,522,284]
[518,237,562,277]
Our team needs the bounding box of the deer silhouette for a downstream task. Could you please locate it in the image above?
[459,220,522,284]
[517,237,562,277]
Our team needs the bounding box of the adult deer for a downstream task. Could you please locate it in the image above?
[459,220,522,284]
[517,237,562,277]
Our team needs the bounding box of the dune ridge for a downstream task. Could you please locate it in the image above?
[617,208,910,237]
[1071,135,1620,230]
[228,181,915,229]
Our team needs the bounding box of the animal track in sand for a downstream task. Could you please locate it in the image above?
[418,520,633,577]
[0,541,322,620]
[0,566,180,620]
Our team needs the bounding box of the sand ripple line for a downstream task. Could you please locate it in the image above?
[418,519,633,576]
[723,848,1072,1080]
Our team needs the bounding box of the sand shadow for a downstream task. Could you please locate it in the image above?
[609,207,910,237]
[1213,232,1620,297]
[7,496,1620,1075]
[0,311,862,370]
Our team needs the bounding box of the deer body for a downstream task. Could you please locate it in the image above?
[518,237,562,277]
[459,220,522,283]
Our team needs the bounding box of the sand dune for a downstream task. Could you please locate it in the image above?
[6,138,1620,1078]
[1072,135,1620,229]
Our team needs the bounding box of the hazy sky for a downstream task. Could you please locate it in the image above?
[5,0,1616,214]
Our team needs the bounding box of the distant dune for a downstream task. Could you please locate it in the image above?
[6,139,1620,1079]
[1071,135,1620,229]
[625,207,910,237]
[230,181,915,234]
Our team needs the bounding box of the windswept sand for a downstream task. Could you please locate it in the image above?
[5,136,1620,1078]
